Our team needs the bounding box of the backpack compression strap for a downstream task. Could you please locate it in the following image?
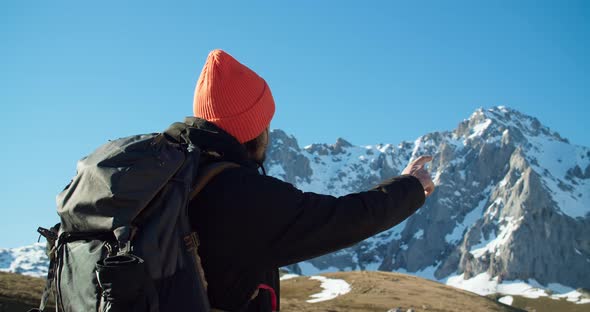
[190,162,240,200]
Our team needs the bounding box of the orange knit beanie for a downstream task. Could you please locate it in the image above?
[193,49,275,144]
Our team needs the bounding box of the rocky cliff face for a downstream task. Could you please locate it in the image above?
[266,106,590,290]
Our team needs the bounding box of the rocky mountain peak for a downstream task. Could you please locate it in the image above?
[335,137,353,148]
[270,129,301,150]
[268,106,590,293]
[303,138,354,156]
[267,129,312,184]
[454,106,568,145]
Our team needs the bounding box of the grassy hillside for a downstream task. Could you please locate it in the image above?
[1,271,588,311]
[282,271,590,312]
[281,271,522,312]
[0,271,54,311]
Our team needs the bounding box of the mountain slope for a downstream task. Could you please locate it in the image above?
[0,243,47,278]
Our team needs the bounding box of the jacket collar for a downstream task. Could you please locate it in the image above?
[183,117,259,169]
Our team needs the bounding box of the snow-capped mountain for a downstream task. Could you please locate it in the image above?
[267,106,590,295]
[0,243,48,278]
[3,106,588,302]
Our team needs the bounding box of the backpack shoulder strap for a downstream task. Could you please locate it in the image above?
[190,161,240,200]
[163,122,188,143]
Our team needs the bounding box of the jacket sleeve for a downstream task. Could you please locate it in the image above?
[200,167,426,269]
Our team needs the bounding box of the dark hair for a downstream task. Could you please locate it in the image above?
[244,129,268,159]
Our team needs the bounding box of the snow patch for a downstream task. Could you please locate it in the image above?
[470,216,520,258]
[549,289,590,304]
[413,229,424,240]
[446,272,546,298]
[280,274,299,281]
[498,296,513,305]
[446,272,590,304]
[306,276,351,303]
[497,106,509,113]
[469,119,492,139]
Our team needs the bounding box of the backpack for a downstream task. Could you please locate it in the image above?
[32,122,237,312]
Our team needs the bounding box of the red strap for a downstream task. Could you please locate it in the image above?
[257,284,277,311]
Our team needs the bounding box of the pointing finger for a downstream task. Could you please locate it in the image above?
[412,155,433,166]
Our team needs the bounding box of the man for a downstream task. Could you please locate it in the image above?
[188,49,434,311]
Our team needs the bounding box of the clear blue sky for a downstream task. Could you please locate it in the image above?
[1,1,588,248]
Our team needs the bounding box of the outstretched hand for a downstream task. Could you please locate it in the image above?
[402,155,435,197]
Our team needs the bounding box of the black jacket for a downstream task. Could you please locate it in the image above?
[186,118,426,311]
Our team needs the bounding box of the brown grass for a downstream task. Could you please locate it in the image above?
[281,271,524,312]
[0,271,54,311]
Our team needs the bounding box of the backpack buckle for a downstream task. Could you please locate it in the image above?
[113,225,136,255]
